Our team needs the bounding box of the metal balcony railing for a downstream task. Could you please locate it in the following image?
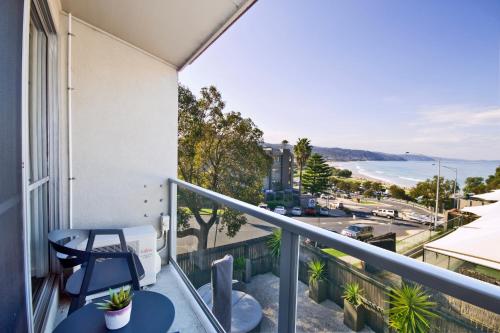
[167,178,500,333]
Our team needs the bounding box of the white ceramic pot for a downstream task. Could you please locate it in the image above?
[104,301,132,330]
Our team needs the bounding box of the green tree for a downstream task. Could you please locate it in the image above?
[463,176,487,195]
[389,184,409,201]
[293,138,312,195]
[409,176,457,210]
[486,166,500,191]
[177,85,271,250]
[302,153,333,195]
[336,169,352,178]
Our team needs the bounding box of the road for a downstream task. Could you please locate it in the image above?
[176,197,431,254]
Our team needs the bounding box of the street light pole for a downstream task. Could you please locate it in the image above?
[443,166,458,210]
[434,160,441,229]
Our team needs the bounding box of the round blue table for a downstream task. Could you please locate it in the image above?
[54,291,175,333]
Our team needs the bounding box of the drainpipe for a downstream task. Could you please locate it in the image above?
[67,13,74,228]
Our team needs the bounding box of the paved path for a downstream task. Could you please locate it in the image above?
[246,273,373,333]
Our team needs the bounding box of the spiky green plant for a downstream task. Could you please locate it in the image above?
[233,256,246,272]
[343,282,363,307]
[96,287,133,311]
[308,260,326,284]
[387,283,437,333]
[267,228,282,257]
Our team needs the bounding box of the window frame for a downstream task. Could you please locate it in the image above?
[23,0,60,331]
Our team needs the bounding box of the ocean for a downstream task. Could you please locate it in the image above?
[332,160,500,188]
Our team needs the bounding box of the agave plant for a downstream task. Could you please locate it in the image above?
[267,228,282,257]
[96,287,133,311]
[387,283,437,333]
[343,282,363,307]
[308,260,326,284]
[233,256,246,272]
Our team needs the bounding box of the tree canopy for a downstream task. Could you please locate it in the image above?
[302,153,333,195]
[409,176,457,210]
[177,84,271,249]
[462,166,499,195]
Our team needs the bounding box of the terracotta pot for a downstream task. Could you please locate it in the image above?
[343,299,365,332]
[104,301,132,330]
[309,279,328,303]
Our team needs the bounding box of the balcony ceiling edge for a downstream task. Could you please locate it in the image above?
[60,0,257,70]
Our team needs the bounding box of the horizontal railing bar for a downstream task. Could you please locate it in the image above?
[170,178,500,314]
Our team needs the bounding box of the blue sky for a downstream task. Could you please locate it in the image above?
[180,0,500,160]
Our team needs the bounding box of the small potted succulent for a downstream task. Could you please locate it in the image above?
[96,287,133,330]
[308,260,327,303]
[343,282,365,331]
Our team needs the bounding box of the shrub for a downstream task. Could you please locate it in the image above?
[308,260,326,284]
[343,282,363,307]
[387,283,437,333]
[233,256,246,272]
[267,229,282,257]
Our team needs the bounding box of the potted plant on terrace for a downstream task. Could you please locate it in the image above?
[387,283,436,333]
[343,282,365,331]
[308,260,328,303]
[96,286,133,330]
[267,228,281,276]
[233,256,246,282]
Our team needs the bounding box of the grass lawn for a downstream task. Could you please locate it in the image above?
[476,266,500,280]
[322,248,347,258]
[359,200,379,205]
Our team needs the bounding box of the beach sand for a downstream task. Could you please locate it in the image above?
[329,162,396,187]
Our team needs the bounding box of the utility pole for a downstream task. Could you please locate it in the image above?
[443,166,458,210]
[434,160,441,229]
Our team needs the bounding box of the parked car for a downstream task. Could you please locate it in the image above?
[291,207,302,216]
[273,206,287,215]
[304,207,317,216]
[372,208,398,219]
[258,203,269,210]
[334,202,344,209]
[319,207,329,216]
[341,224,374,240]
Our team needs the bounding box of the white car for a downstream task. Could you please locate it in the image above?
[274,206,287,215]
[291,207,302,216]
[372,208,398,219]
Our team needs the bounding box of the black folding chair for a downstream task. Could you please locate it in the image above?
[48,229,145,314]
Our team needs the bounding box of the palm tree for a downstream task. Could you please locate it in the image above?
[294,138,312,195]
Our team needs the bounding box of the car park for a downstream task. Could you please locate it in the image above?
[273,206,287,215]
[372,208,398,219]
[341,224,374,240]
[291,207,302,216]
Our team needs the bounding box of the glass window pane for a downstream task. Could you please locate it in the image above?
[28,25,49,184]
[176,188,279,332]
[30,183,49,303]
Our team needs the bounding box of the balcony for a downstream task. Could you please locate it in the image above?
[162,178,500,333]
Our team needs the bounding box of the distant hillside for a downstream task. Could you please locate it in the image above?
[264,143,434,162]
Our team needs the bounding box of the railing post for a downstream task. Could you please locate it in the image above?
[168,179,177,263]
[278,230,299,333]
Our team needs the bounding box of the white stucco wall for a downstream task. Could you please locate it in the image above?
[60,15,178,231]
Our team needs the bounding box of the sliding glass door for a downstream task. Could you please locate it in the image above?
[28,13,50,307]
